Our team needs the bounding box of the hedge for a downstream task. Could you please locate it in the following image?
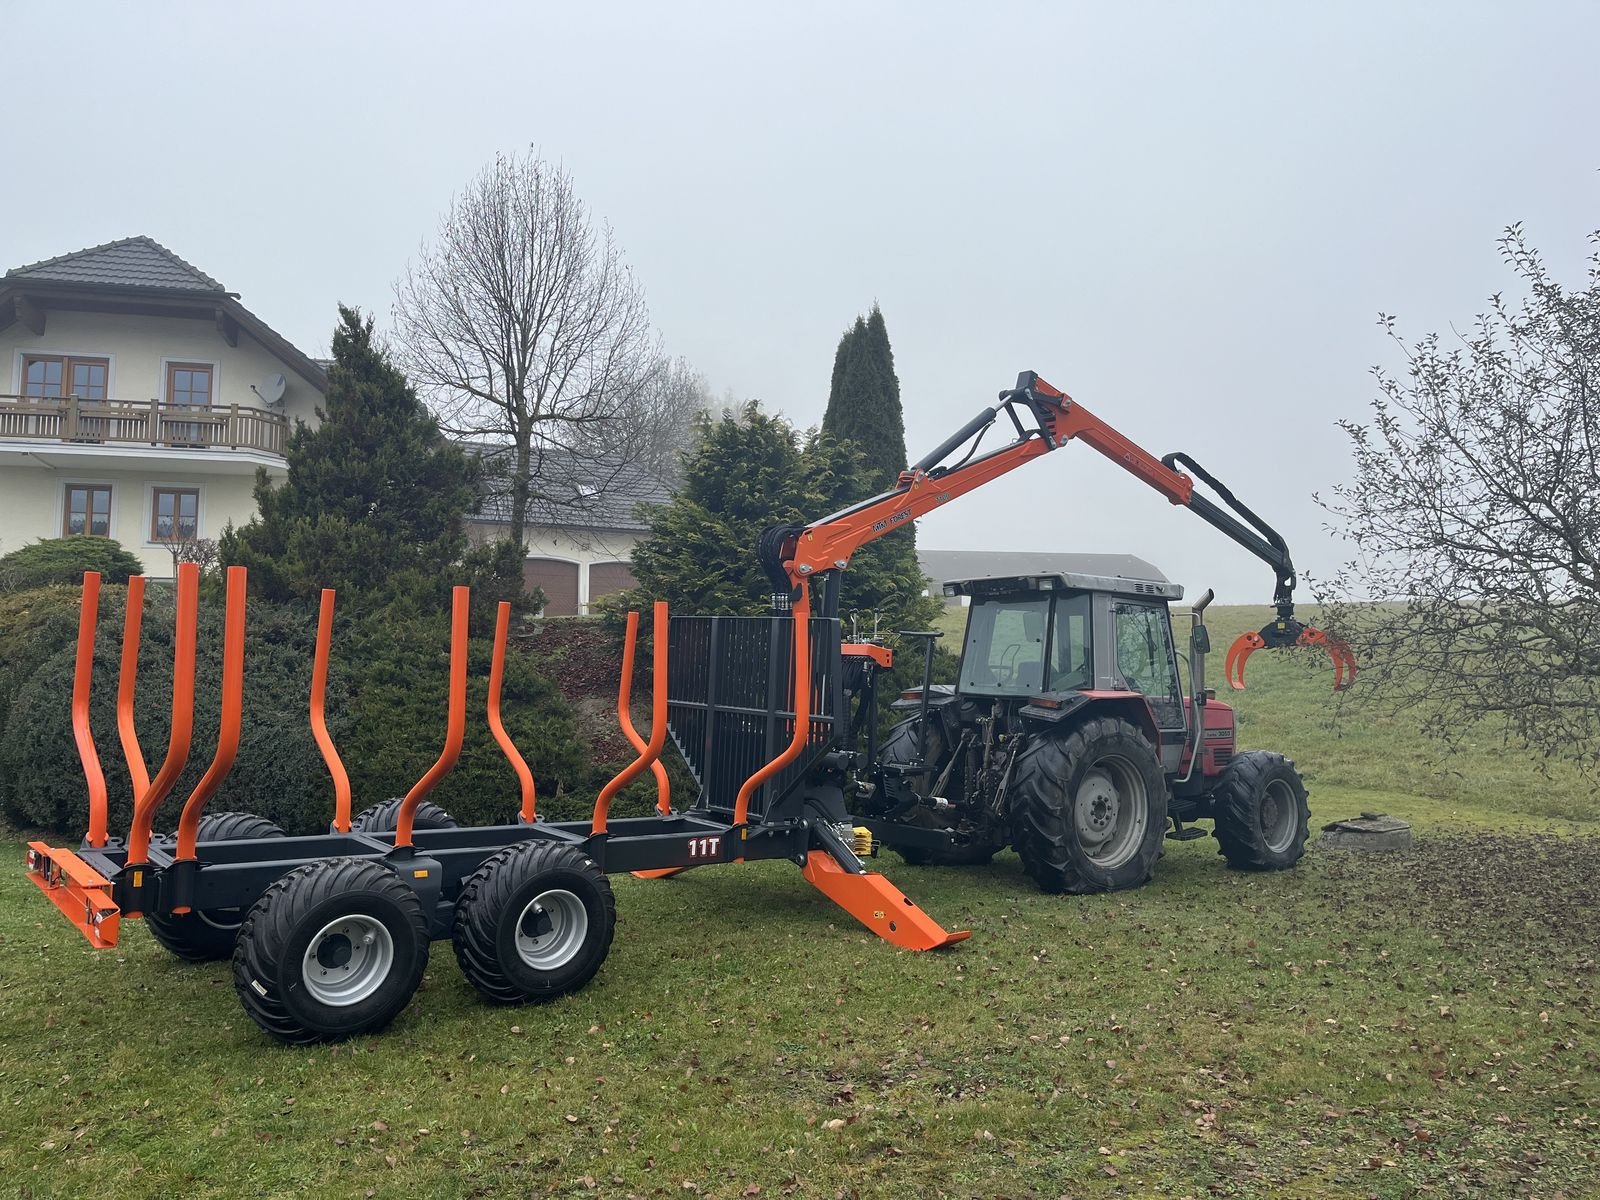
[0,536,143,592]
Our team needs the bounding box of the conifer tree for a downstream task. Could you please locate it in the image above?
[821,304,909,494]
[221,305,479,610]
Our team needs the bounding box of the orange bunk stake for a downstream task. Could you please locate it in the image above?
[310,588,353,832]
[615,612,672,818]
[486,601,537,823]
[801,853,971,951]
[732,581,812,829]
[394,586,470,849]
[592,601,669,836]
[125,562,200,880]
[71,571,110,849]
[173,566,248,864]
[117,575,150,809]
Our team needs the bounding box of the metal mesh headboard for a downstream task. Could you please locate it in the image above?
[666,614,843,821]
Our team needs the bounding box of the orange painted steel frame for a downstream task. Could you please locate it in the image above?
[116,575,150,812]
[174,566,248,863]
[732,580,813,828]
[125,562,201,873]
[394,586,471,849]
[613,610,671,818]
[592,602,669,835]
[71,572,110,848]
[311,588,354,831]
[487,601,537,823]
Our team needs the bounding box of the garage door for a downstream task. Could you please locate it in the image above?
[589,560,638,605]
[524,558,579,616]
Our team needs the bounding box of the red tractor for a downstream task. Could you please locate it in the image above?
[739,370,1355,893]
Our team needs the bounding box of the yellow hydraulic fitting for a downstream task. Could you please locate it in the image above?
[852,826,874,857]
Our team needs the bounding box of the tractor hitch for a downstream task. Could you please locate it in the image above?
[1224,615,1356,691]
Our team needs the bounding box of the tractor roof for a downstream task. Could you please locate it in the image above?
[937,552,1184,602]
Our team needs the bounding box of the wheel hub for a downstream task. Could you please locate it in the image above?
[1071,756,1149,869]
[513,889,588,971]
[301,915,395,1007]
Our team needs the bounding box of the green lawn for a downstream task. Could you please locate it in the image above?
[2,607,1596,1198]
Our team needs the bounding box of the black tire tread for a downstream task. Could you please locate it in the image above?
[146,812,287,963]
[1210,750,1310,871]
[351,797,458,833]
[232,857,429,1045]
[1009,716,1168,894]
[452,842,616,1005]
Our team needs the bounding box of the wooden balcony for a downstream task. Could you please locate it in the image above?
[0,393,287,456]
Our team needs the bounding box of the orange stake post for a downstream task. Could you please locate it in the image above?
[174,566,248,861]
[394,586,470,849]
[71,572,109,848]
[614,611,671,817]
[125,562,200,870]
[310,588,353,831]
[732,582,812,827]
[591,602,669,835]
[487,601,537,823]
[117,575,150,804]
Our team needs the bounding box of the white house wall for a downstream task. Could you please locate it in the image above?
[1,309,322,425]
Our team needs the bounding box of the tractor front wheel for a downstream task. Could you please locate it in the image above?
[452,842,617,1005]
[1209,751,1310,871]
[146,811,287,962]
[232,858,430,1044]
[1010,717,1168,893]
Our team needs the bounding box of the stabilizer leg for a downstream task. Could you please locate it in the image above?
[801,851,970,950]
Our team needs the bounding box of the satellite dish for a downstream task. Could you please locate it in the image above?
[263,373,287,407]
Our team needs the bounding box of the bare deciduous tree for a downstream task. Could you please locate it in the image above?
[393,150,693,552]
[1320,223,1600,767]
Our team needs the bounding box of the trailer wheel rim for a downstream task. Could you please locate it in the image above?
[514,889,588,971]
[1073,756,1148,868]
[1261,778,1298,853]
[301,915,395,1006]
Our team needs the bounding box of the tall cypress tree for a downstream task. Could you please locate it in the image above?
[221,305,479,610]
[821,304,908,494]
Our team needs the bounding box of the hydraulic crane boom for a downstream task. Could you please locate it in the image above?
[759,370,1354,690]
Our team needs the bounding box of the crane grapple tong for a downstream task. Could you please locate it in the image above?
[1224,613,1357,692]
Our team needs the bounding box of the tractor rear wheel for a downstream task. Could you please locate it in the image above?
[147,812,286,962]
[452,842,616,1005]
[350,797,458,833]
[1010,717,1168,893]
[1210,751,1309,871]
[232,857,430,1044]
[878,718,998,867]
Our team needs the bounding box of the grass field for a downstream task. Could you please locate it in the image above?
[1,607,1596,1199]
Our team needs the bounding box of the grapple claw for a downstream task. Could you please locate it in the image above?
[1224,619,1356,691]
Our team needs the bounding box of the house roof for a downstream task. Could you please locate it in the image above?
[466,447,671,533]
[7,235,230,293]
[2,236,327,392]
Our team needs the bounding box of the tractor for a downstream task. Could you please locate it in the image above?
[863,556,1308,892]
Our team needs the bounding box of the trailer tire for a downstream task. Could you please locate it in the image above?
[350,797,458,833]
[452,842,616,1005]
[232,857,429,1045]
[1210,751,1310,871]
[1010,717,1168,893]
[878,718,998,867]
[146,812,287,962]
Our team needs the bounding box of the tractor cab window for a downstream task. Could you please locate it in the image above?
[1049,590,1093,691]
[959,595,1050,694]
[1114,603,1184,729]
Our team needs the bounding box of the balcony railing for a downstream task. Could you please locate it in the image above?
[0,394,287,456]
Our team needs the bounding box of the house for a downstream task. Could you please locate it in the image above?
[465,450,670,616]
[0,236,327,576]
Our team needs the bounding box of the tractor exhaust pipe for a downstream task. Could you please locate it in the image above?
[1175,588,1215,786]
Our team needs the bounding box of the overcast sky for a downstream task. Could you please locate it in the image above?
[7,2,1598,602]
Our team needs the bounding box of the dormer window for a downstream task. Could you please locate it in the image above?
[23,355,108,400]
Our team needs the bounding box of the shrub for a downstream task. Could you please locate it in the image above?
[0,537,143,592]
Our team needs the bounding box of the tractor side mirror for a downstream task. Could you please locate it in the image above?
[1191,626,1211,655]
